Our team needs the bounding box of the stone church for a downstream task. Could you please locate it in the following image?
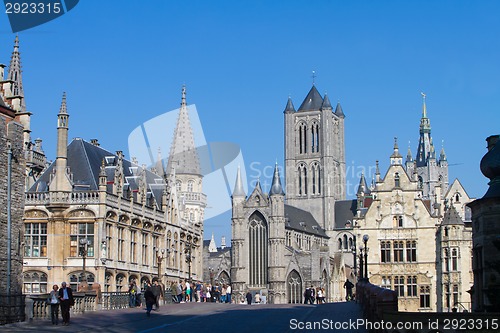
[230,85,345,303]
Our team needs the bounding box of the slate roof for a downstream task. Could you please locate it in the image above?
[284,204,328,238]
[28,138,166,208]
[334,200,357,229]
[297,85,324,112]
[442,205,464,225]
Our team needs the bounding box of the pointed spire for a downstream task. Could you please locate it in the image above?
[440,140,447,162]
[391,137,402,158]
[7,35,26,112]
[166,85,201,175]
[59,92,67,115]
[156,147,164,178]
[269,163,285,195]
[421,92,427,118]
[334,102,345,118]
[406,141,413,162]
[298,85,323,111]
[284,96,296,113]
[208,233,217,253]
[357,173,369,196]
[232,166,246,197]
[321,93,332,110]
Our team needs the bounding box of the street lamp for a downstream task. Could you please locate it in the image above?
[184,238,196,283]
[362,234,369,281]
[208,267,214,285]
[358,245,364,280]
[351,244,357,280]
[79,238,90,291]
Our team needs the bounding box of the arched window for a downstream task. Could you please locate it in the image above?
[311,162,321,195]
[297,123,308,154]
[116,274,125,292]
[338,238,342,250]
[249,211,268,286]
[287,270,302,304]
[23,271,48,294]
[298,163,308,196]
[343,234,348,250]
[104,273,112,292]
[187,180,194,192]
[176,181,181,193]
[394,173,400,188]
[455,193,460,202]
[69,271,95,291]
[311,122,320,153]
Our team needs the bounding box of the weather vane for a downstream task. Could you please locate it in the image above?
[312,70,316,85]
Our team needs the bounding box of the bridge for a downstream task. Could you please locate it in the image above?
[4,301,366,333]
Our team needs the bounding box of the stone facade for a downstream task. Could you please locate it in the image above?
[22,89,206,294]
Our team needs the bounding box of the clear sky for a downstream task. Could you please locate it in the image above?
[2,0,499,244]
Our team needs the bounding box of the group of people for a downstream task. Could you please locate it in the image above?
[171,280,232,304]
[303,285,326,304]
[47,282,74,326]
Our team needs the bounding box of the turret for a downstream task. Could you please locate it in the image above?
[52,92,72,192]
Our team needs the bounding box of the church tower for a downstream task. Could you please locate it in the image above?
[284,85,346,230]
[166,85,206,226]
[406,93,448,200]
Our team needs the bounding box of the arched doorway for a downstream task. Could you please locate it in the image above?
[217,270,230,285]
[287,270,302,304]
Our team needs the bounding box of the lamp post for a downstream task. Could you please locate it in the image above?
[209,267,214,285]
[358,245,364,280]
[351,244,357,281]
[79,238,90,291]
[363,234,369,281]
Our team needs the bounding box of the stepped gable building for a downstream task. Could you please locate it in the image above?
[231,85,343,304]
[334,95,473,311]
[23,88,205,293]
[468,135,500,312]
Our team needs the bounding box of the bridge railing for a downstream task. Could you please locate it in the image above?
[356,279,398,323]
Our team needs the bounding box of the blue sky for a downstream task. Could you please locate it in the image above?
[2,1,499,243]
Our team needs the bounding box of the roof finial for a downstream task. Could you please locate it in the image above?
[59,92,67,114]
[311,70,316,85]
[421,92,427,118]
[181,84,187,108]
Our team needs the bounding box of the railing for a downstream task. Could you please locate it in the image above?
[0,294,25,325]
[179,192,207,205]
[26,292,98,320]
[356,279,398,324]
[25,192,49,205]
[100,292,130,310]
[70,191,100,204]
[25,191,101,205]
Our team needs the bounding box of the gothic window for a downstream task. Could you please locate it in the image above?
[287,270,302,304]
[348,237,353,250]
[142,233,148,265]
[418,176,423,189]
[338,238,342,250]
[24,222,47,257]
[419,286,431,308]
[298,163,308,196]
[394,276,405,297]
[381,276,391,289]
[311,162,321,195]
[104,273,112,292]
[394,241,404,262]
[343,234,348,250]
[398,216,403,228]
[23,271,48,294]
[153,235,159,266]
[310,122,320,153]
[106,223,112,260]
[406,241,417,262]
[455,193,460,202]
[394,173,400,188]
[187,180,194,192]
[70,223,94,257]
[451,248,458,271]
[116,274,125,292]
[297,123,308,154]
[407,276,417,297]
[117,227,124,261]
[249,212,268,286]
[381,241,391,263]
[176,181,182,193]
[130,230,137,263]
[444,249,450,272]
[452,284,459,307]
[69,272,95,291]
[286,231,292,247]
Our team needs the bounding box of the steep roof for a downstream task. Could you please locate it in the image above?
[442,205,464,225]
[28,138,166,207]
[297,85,324,112]
[334,200,357,229]
[284,204,328,238]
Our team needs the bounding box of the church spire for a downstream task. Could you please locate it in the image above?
[232,166,246,197]
[406,141,413,162]
[53,92,72,191]
[269,163,284,195]
[166,85,201,175]
[390,137,403,164]
[7,35,26,112]
[284,96,295,113]
[416,92,432,167]
[321,93,332,110]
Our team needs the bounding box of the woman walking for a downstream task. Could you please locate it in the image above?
[48,284,60,325]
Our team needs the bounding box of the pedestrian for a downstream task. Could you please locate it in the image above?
[255,293,261,304]
[195,281,202,302]
[185,279,191,302]
[303,286,310,304]
[316,288,323,304]
[177,280,184,303]
[343,279,354,301]
[48,284,60,325]
[136,284,142,307]
[128,281,137,307]
[152,280,161,310]
[144,283,156,317]
[58,282,74,326]
[221,284,227,303]
[309,285,315,304]
[246,291,252,305]
[226,284,232,304]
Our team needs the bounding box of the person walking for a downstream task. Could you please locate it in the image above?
[58,282,74,326]
[226,284,232,304]
[152,280,161,310]
[343,279,354,301]
[128,281,137,307]
[48,284,60,325]
[144,283,156,317]
[245,291,252,305]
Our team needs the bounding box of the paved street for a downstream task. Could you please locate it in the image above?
[4,301,366,333]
